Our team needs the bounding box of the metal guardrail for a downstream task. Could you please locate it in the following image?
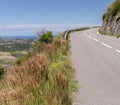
[63,30,69,40]
[63,27,90,40]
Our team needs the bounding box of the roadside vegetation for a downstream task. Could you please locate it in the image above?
[0,30,77,105]
[102,0,120,22]
[98,29,120,38]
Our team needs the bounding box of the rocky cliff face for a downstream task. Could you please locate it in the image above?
[101,14,120,35]
[100,0,120,35]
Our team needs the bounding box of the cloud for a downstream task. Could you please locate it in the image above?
[0,24,94,36]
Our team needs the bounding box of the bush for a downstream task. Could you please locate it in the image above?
[116,34,120,38]
[31,31,53,54]
[110,0,120,17]
[15,52,32,65]
[32,41,46,54]
[38,31,53,43]
[104,0,120,19]
[0,67,5,80]
[14,31,53,65]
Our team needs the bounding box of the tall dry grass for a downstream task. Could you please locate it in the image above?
[0,54,48,105]
[0,38,72,105]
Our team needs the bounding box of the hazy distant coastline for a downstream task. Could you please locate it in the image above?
[0,35,36,40]
[0,31,60,40]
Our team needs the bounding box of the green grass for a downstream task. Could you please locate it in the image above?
[99,28,120,38]
[116,34,120,38]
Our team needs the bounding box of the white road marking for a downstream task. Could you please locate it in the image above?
[116,50,120,53]
[101,42,112,49]
[84,32,120,54]
[84,32,99,42]
[84,33,92,39]
[88,36,92,39]
[84,33,89,37]
[92,38,99,42]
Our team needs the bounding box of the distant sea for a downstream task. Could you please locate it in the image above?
[0,32,60,41]
[0,35,36,41]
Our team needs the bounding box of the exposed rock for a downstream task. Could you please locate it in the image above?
[101,14,120,35]
[100,0,120,35]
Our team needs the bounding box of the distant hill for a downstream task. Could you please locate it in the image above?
[100,0,120,36]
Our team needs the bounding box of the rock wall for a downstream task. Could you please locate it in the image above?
[100,14,120,35]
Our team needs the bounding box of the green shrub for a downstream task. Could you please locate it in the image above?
[0,67,5,80]
[102,13,109,21]
[32,41,46,54]
[104,0,120,19]
[31,31,53,55]
[116,34,120,38]
[15,52,32,65]
[110,1,120,16]
[38,31,53,43]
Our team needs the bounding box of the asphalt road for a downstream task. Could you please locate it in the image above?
[71,28,120,105]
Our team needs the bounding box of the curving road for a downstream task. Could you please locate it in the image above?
[71,28,120,105]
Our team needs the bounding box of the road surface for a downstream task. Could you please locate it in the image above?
[71,28,120,105]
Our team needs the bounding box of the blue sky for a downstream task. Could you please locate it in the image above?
[0,0,114,35]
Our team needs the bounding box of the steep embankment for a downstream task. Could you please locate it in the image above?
[0,32,76,105]
[100,0,120,36]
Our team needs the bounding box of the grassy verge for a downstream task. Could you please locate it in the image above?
[99,28,120,38]
[0,33,77,105]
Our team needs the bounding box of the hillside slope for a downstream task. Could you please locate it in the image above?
[0,32,76,105]
[100,0,120,35]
